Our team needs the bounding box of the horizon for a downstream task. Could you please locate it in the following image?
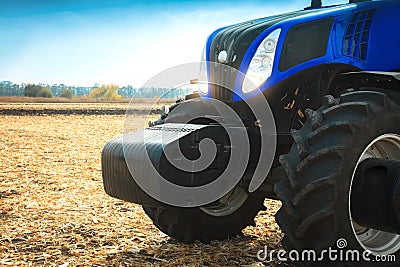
[0,0,345,87]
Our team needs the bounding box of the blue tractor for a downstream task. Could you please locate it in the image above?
[102,0,400,265]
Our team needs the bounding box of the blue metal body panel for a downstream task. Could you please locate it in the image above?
[202,1,400,101]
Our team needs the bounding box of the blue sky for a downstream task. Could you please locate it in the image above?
[0,0,345,87]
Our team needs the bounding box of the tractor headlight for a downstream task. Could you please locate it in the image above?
[243,28,281,93]
[198,46,209,94]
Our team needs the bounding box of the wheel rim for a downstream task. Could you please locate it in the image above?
[350,134,400,255]
[200,187,248,217]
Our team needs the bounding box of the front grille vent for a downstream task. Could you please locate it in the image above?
[343,9,375,60]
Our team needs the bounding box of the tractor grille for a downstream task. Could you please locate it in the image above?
[209,19,256,102]
[209,64,235,102]
[343,9,375,60]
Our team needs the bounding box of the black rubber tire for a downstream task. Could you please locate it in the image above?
[145,94,266,243]
[143,192,266,243]
[275,90,400,266]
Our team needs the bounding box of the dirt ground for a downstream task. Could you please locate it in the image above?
[0,103,163,116]
[0,104,289,266]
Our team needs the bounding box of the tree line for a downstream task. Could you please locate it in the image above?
[0,82,193,100]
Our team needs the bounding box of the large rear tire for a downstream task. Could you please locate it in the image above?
[143,187,266,243]
[275,90,400,266]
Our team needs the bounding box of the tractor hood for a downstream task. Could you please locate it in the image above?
[208,9,316,71]
[204,3,358,101]
[206,7,333,101]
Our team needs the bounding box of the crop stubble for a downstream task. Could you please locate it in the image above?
[0,103,287,267]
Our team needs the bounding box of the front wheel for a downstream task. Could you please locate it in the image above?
[275,90,400,266]
[143,187,266,243]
